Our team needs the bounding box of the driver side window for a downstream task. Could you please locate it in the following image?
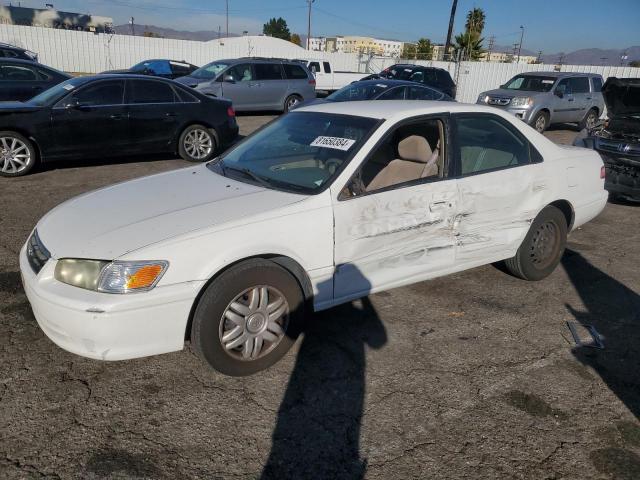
[58,81,125,107]
[226,64,254,82]
[342,118,446,198]
[555,78,571,96]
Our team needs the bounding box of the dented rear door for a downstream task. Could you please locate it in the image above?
[332,179,459,301]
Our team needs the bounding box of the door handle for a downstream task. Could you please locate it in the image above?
[568,98,574,102]
[165,112,177,117]
[586,97,592,100]
[110,114,124,120]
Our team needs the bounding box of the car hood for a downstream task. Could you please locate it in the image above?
[174,75,209,88]
[602,77,640,117]
[36,165,305,260]
[0,101,42,113]
[481,88,546,98]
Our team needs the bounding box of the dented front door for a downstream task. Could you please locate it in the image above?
[332,180,459,301]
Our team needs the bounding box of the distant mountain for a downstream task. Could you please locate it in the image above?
[113,24,239,41]
[539,46,640,66]
[491,44,537,57]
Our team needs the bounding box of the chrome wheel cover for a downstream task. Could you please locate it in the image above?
[0,136,30,174]
[286,96,300,110]
[183,128,213,160]
[586,112,598,129]
[219,285,289,361]
[535,114,546,133]
[529,221,559,269]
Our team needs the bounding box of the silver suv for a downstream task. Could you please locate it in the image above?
[477,71,604,133]
[175,58,316,112]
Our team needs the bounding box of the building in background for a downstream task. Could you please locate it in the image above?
[0,5,113,33]
[480,51,538,64]
[310,35,402,58]
[431,44,446,61]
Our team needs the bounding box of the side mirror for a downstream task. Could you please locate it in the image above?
[554,89,563,98]
[222,74,235,83]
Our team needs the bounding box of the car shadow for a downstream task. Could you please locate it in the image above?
[261,270,387,479]
[561,249,640,418]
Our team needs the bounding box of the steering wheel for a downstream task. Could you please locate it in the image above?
[324,158,342,175]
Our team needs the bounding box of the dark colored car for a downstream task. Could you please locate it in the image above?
[102,59,199,80]
[0,59,70,101]
[364,64,457,98]
[0,75,238,177]
[0,42,38,61]
[293,79,453,109]
[574,77,640,201]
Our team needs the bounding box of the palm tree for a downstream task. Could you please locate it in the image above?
[465,7,485,35]
[454,30,484,61]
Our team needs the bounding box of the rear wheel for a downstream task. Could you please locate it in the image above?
[0,131,36,177]
[284,94,302,112]
[531,111,549,133]
[178,124,217,162]
[191,259,304,376]
[504,205,567,281]
[579,108,599,130]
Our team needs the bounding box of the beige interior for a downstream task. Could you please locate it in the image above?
[367,135,439,191]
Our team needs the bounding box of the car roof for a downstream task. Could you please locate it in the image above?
[216,57,304,64]
[351,79,433,87]
[388,63,448,72]
[0,58,40,66]
[517,71,601,78]
[0,42,26,51]
[295,100,500,120]
[84,74,178,82]
[135,59,193,64]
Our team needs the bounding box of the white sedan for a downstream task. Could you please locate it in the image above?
[20,101,608,376]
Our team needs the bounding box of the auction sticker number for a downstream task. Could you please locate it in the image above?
[310,136,356,151]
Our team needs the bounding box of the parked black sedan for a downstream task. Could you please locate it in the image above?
[0,74,238,177]
[0,59,70,101]
[362,64,457,98]
[102,59,199,80]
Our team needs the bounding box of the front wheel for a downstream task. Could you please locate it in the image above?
[190,259,304,376]
[178,124,217,162]
[0,131,37,177]
[503,205,568,281]
[530,111,549,133]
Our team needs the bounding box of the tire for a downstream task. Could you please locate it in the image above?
[0,131,37,177]
[530,111,549,133]
[504,205,568,281]
[284,94,302,112]
[178,124,217,162]
[191,259,304,376]
[579,108,598,131]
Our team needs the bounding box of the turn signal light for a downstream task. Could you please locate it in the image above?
[227,106,236,117]
[600,166,606,179]
[309,78,316,86]
[125,264,164,290]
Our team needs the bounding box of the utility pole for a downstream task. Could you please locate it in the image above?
[512,43,518,62]
[129,17,134,36]
[516,25,524,63]
[307,0,315,50]
[486,35,495,62]
[218,25,221,39]
[444,0,458,61]
[620,51,628,66]
[225,0,229,38]
[536,50,542,64]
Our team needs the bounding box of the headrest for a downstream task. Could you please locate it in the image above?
[398,135,432,163]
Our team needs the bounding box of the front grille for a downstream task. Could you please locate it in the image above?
[487,96,511,106]
[596,137,640,157]
[26,230,51,275]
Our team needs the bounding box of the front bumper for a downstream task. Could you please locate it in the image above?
[20,244,204,361]
[598,152,640,200]
[476,102,536,123]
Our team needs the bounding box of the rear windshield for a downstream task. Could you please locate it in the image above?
[191,61,229,79]
[327,82,391,101]
[383,66,437,84]
[503,75,557,92]
[211,112,379,194]
[283,63,309,79]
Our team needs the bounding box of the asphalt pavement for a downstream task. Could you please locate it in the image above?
[0,115,638,480]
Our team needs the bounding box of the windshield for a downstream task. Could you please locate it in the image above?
[130,60,152,71]
[28,78,85,106]
[327,83,391,101]
[191,61,229,79]
[210,112,379,194]
[503,75,557,92]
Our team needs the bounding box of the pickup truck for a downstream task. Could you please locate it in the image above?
[304,60,367,92]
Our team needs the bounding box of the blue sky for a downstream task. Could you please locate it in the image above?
[24,0,640,53]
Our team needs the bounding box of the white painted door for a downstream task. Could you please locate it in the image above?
[332,179,459,302]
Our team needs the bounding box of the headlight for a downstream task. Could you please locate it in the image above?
[477,94,489,103]
[55,259,168,294]
[511,96,533,107]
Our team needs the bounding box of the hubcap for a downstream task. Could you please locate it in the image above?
[586,113,597,129]
[0,136,30,174]
[183,129,213,160]
[535,115,546,133]
[287,96,300,110]
[529,221,559,269]
[219,285,289,361]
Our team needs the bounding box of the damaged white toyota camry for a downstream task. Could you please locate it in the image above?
[21,101,607,376]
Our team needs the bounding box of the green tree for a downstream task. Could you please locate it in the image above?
[402,38,432,60]
[454,30,484,61]
[263,17,291,41]
[465,7,485,35]
[630,60,640,68]
[290,33,301,46]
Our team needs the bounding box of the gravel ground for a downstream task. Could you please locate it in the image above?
[0,115,638,480]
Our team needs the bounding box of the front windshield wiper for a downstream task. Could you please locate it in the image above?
[222,164,277,189]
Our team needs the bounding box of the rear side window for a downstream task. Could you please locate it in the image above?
[308,61,320,74]
[175,86,199,103]
[570,77,590,94]
[283,64,308,79]
[377,87,405,100]
[254,63,283,80]
[323,62,331,73]
[0,49,19,58]
[591,77,603,92]
[129,80,176,103]
[408,85,444,100]
[170,61,193,76]
[436,70,454,87]
[456,115,537,176]
[0,65,37,81]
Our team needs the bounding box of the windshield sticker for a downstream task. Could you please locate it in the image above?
[404,68,413,72]
[376,83,388,88]
[310,136,356,151]
[542,79,555,84]
[62,84,75,91]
